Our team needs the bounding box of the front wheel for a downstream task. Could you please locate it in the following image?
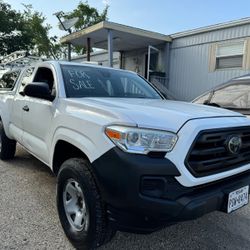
[57,158,116,249]
[0,121,16,160]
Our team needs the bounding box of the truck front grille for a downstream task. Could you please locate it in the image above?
[186,127,250,177]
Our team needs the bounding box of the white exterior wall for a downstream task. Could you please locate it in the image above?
[72,51,121,68]
[123,48,147,76]
[123,45,166,78]
[72,45,167,80]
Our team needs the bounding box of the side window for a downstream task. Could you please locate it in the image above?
[0,70,21,90]
[19,67,35,93]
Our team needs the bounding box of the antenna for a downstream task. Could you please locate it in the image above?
[53,10,76,61]
[58,17,79,31]
[53,11,64,17]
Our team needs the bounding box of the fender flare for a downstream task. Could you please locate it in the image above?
[50,127,112,167]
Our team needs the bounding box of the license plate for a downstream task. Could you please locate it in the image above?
[227,186,249,213]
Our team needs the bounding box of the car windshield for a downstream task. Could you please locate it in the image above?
[194,81,250,110]
[208,83,250,110]
[61,65,161,99]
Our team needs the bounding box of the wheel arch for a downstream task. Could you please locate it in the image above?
[51,127,103,175]
[52,139,90,175]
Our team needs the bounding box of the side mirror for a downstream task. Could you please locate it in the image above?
[23,82,54,101]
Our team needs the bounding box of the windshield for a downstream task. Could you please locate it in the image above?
[61,65,162,99]
[208,83,250,109]
[193,81,250,110]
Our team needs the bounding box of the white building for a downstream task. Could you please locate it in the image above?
[61,18,250,101]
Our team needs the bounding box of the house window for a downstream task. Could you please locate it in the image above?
[215,41,245,69]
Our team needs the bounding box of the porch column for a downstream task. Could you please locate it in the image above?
[164,42,170,88]
[87,37,91,61]
[67,43,71,61]
[107,29,113,67]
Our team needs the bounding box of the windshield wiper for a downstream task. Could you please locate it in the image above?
[203,90,215,105]
[203,100,221,107]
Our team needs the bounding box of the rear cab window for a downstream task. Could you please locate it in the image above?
[0,70,21,91]
[18,67,35,93]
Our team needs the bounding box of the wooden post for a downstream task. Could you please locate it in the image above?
[68,43,71,61]
[87,37,91,61]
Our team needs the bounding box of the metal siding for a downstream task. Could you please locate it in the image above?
[169,24,250,101]
[172,24,250,49]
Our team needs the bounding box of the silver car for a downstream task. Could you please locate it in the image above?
[193,74,250,116]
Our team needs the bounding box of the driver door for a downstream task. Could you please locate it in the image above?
[21,66,57,164]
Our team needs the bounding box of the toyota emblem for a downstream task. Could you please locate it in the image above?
[227,136,242,154]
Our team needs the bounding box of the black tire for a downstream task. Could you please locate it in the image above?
[0,121,16,160]
[57,158,116,250]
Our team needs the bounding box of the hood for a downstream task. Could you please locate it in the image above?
[66,98,244,133]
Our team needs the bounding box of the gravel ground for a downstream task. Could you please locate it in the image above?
[0,146,249,250]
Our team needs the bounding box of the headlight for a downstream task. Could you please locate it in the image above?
[105,125,178,154]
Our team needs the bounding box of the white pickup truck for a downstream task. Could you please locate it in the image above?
[0,61,250,249]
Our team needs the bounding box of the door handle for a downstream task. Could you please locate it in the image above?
[22,105,29,112]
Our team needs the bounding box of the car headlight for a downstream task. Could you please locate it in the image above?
[105,125,178,154]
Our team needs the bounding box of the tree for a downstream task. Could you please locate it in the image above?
[0,0,108,58]
[0,1,64,59]
[21,4,66,59]
[65,1,109,54]
[21,4,52,58]
[0,1,33,55]
[67,1,109,32]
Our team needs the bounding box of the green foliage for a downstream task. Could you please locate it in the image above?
[65,1,108,54]
[0,1,65,58]
[21,4,67,59]
[22,4,52,57]
[0,0,108,58]
[67,1,109,31]
[0,1,32,55]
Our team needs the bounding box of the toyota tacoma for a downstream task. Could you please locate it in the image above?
[0,61,249,249]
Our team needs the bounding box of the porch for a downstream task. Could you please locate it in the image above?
[60,21,171,88]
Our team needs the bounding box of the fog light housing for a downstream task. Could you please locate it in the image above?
[140,177,167,198]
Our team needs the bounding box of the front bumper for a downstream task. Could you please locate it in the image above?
[92,147,250,233]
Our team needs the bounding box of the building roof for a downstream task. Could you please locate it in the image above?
[60,17,250,51]
[60,21,171,51]
[171,17,250,38]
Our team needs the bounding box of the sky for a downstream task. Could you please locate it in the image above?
[5,0,250,38]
